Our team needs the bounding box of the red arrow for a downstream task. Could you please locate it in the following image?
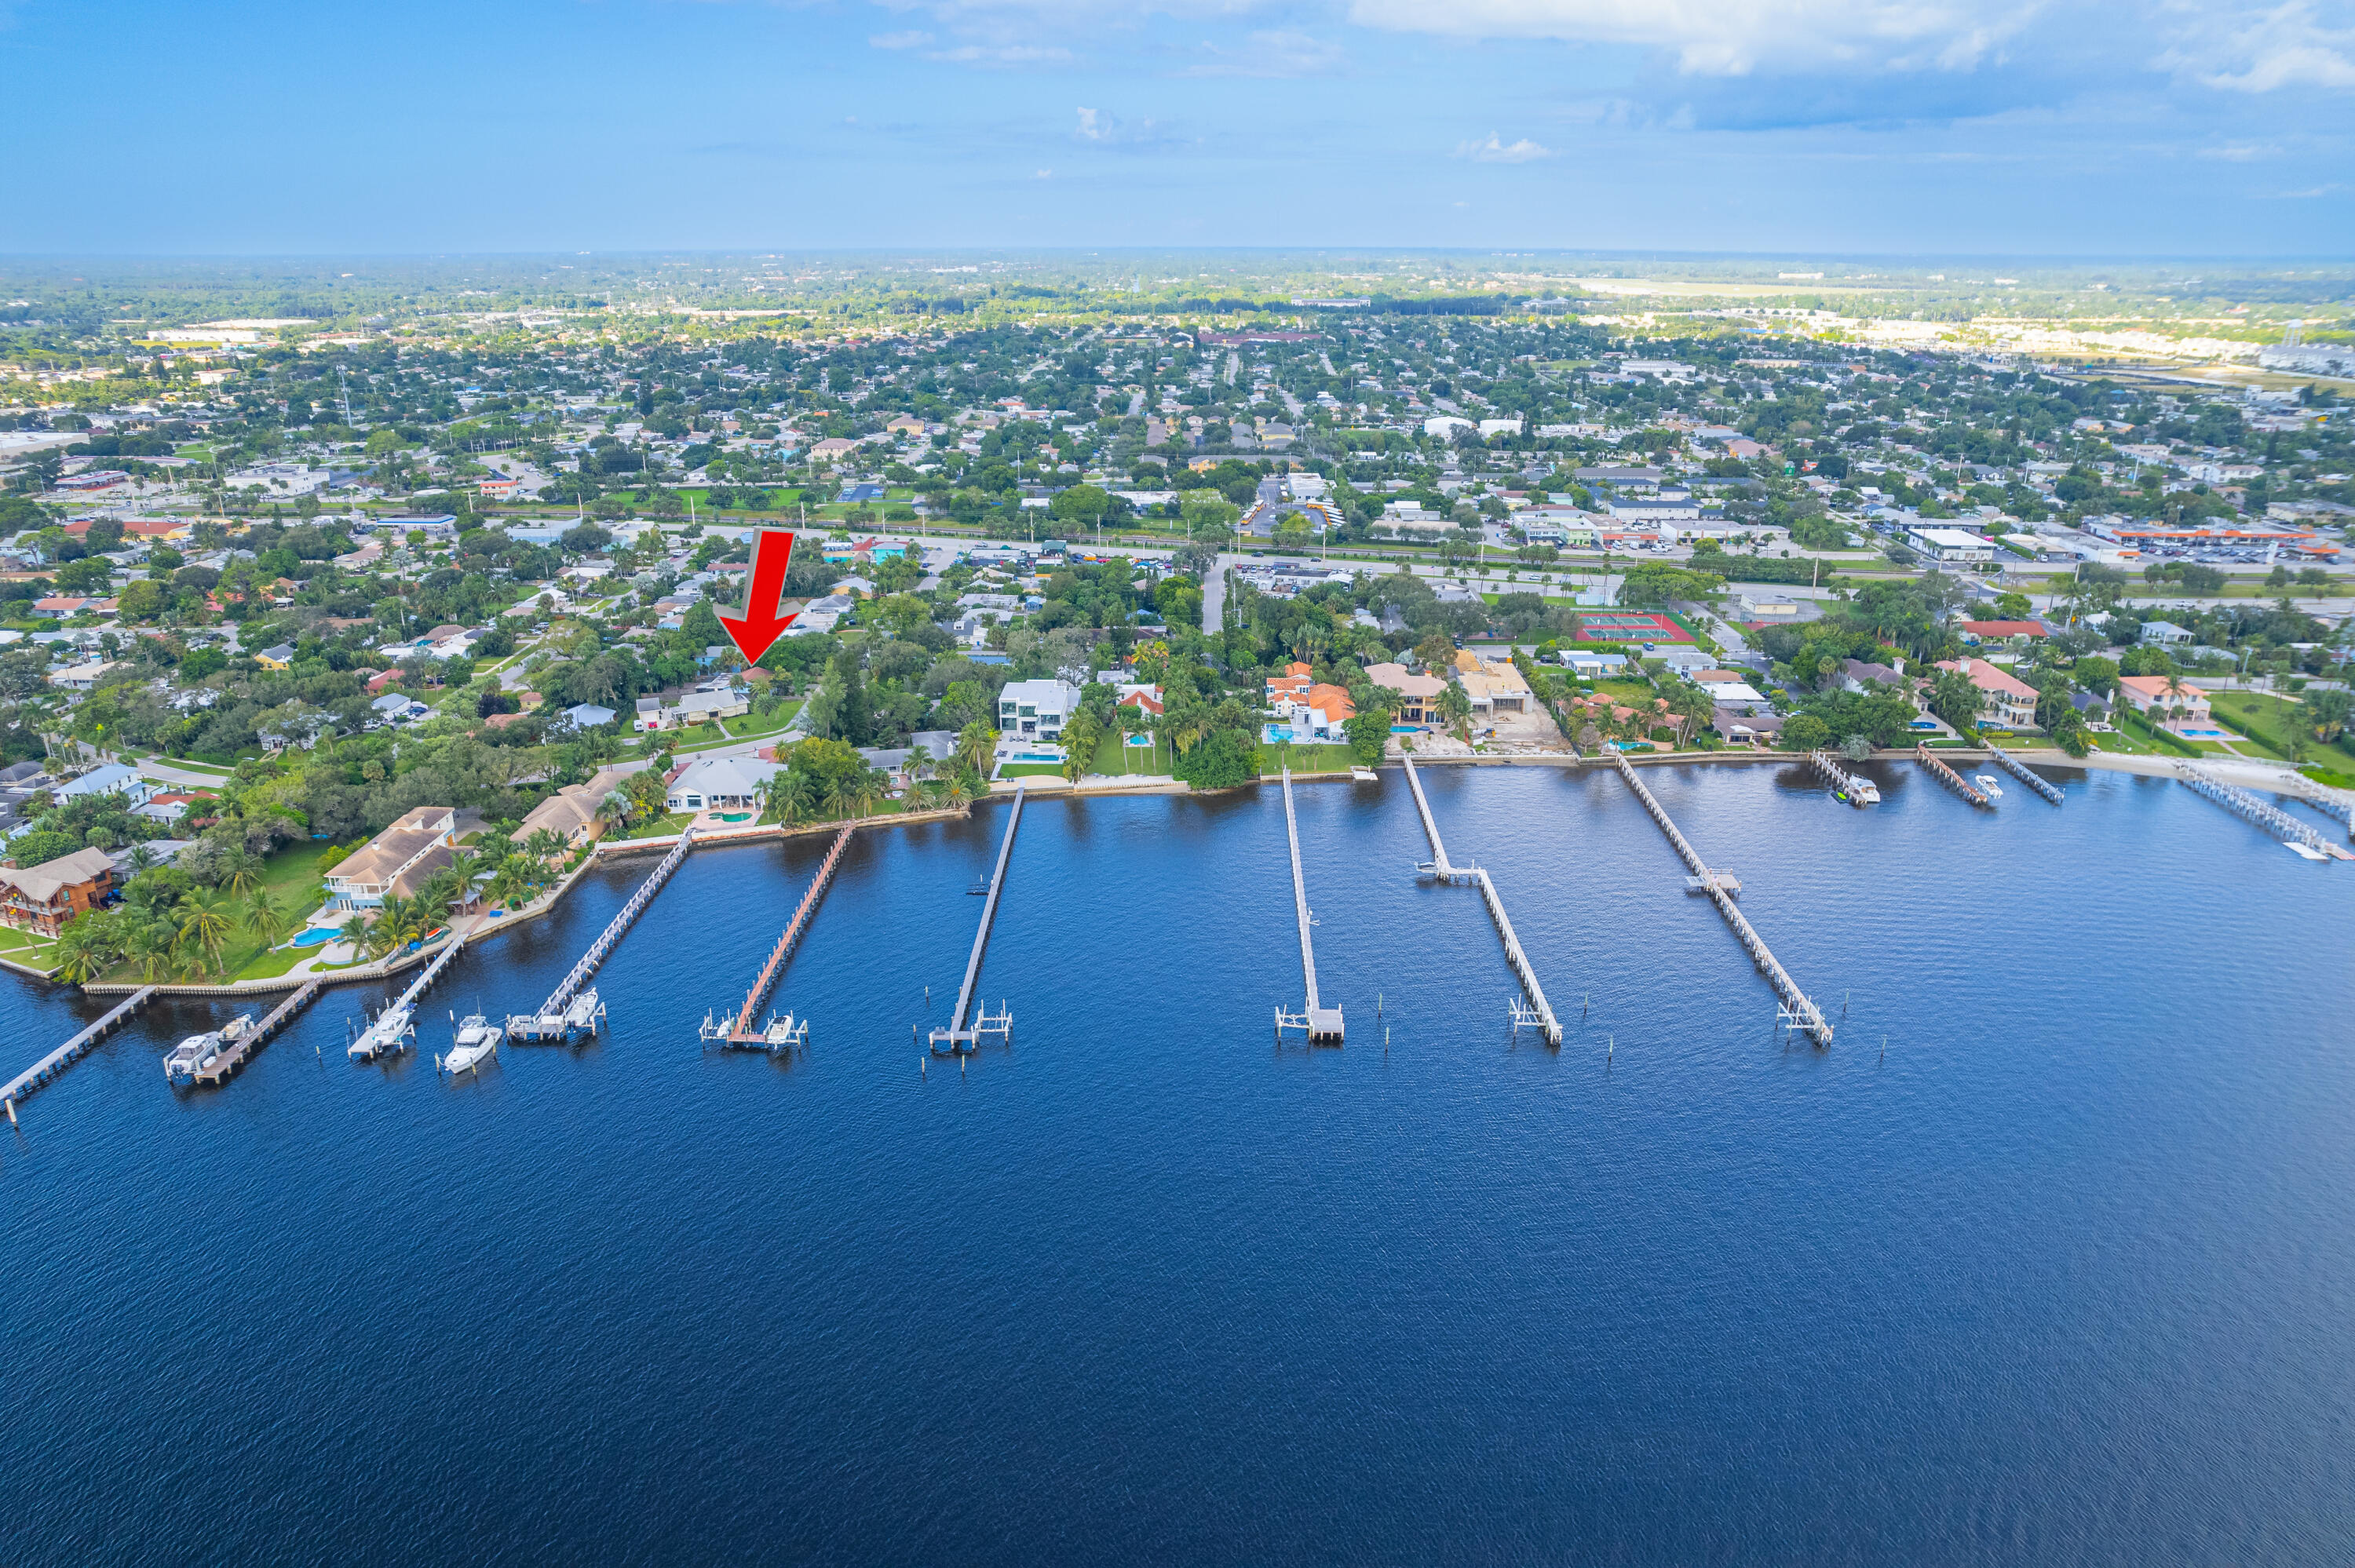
[716,528,801,665]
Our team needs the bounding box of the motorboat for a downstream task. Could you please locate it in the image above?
[437,1012,502,1077]
[1349,767,1380,782]
[163,1031,223,1085]
[163,1015,255,1085]
[349,1002,415,1061]
[1973,774,2004,798]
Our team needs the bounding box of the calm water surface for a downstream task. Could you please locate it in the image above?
[4,763,2351,1566]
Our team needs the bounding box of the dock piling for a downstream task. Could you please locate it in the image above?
[703,821,853,1052]
[1915,744,1993,808]
[510,826,697,1041]
[931,787,1025,1053]
[2,986,158,1119]
[1402,754,1559,1045]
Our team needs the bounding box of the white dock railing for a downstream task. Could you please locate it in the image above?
[1401,755,1560,1045]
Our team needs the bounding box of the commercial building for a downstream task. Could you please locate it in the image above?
[1906,527,1996,564]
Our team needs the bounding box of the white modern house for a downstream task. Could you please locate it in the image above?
[663,755,783,814]
[55,761,154,808]
[997,678,1080,742]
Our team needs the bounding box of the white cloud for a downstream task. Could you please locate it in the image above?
[2158,1,2355,90]
[869,30,935,49]
[1076,106,1112,139]
[1035,167,1055,178]
[1344,0,2042,75]
[1455,131,1556,161]
[1181,27,1346,75]
[926,42,1075,63]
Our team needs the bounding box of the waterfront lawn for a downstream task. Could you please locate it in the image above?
[0,924,60,972]
[218,841,344,980]
[614,811,695,841]
[2211,691,2350,768]
[1089,731,1171,776]
[998,762,1064,779]
[2113,706,2200,757]
[1261,742,1357,775]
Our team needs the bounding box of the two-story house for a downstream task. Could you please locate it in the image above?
[323,807,456,910]
[0,846,117,936]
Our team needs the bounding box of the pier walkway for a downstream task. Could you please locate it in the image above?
[1915,745,1992,809]
[2,986,157,1121]
[511,826,696,1039]
[1612,752,1833,1045]
[1806,749,1879,806]
[710,822,853,1048]
[1986,747,2064,804]
[2175,761,2335,855]
[1401,755,1559,1044]
[392,924,470,1016]
[932,788,1023,1052]
[192,979,321,1088]
[1275,768,1343,1043]
[2289,779,2353,840]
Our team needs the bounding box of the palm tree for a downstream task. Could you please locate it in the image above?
[597,789,631,833]
[1436,680,1473,741]
[221,855,263,898]
[126,844,159,873]
[177,896,232,971]
[243,890,291,946]
[954,720,998,779]
[522,827,567,866]
[129,920,176,983]
[50,923,108,986]
[944,773,972,810]
[338,912,373,954]
[442,849,482,912]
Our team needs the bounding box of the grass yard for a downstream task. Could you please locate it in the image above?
[612,812,695,841]
[720,703,801,740]
[1260,742,1358,775]
[2211,691,2355,768]
[1089,731,1172,776]
[999,763,1064,779]
[0,924,60,973]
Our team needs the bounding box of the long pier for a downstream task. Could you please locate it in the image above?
[392,923,470,1016]
[2,986,157,1120]
[932,788,1023,1052]
[1612,751,1833,1045]
[512,825,696,1037]
[2289,779,2353,840]
[714,822,853,1046]
[192,979,321,1088]
[1985,746,2064,804]
[1401,755,1559,1044]
[1915,744,1992,809]
[2174,760,2331,853]
[1806,749,1879,806]
[1274,768,1343,1043]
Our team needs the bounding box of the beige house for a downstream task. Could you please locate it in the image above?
[1453,651,1531,715]
[326,807,456,910]
[1364,662,1446,726]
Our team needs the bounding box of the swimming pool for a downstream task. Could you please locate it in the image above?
[288,928,339,948]
[1013,751,1062,763]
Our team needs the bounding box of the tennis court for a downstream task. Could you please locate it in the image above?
[1572,611,1693,643]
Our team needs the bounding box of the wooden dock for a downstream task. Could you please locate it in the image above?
[1985,746,2064,804]
[1274,768,1343,1043]
[1806,749,1879,806]
[1612,751,1833,1045]
[716,822,853,1045]
[2,986,157,1120]
[1401,754,1560,1044]
[2175,760,2335,854]
[1915,744,1992,809]
[192,979,321,1088]
[932,788,1023,1052]
[511,824,696,1039]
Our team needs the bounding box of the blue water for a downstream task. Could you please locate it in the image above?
[4,763,2353,1564]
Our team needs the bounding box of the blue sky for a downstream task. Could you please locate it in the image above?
[5,0,2350,255]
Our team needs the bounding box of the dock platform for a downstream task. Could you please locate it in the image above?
[703,821,853,1050]
[1274,768,1343,1043]
[932,788,1023,1053]
[1402,755,1559,1044]
[192,980,321,1088]
[2,986,157,1121]
[510,825,696,1041]
[1613,751,1833,1045]
[1915,745,1992,809]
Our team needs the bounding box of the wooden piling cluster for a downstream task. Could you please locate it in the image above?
[192,979,321,1088]
[725,822,854,1043]
[1915,745,1992,809]
[1612,751,1833,1045]
[1,986,158,1118]
[1401,754,1560,1045]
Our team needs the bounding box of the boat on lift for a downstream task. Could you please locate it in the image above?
[164,1015,256,1085]
[349,1002,415,1061]
[1349,766,1380,782]
[1973,774,2005,799]
[436,1011,502,1077]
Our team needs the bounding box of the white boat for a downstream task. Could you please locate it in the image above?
[163,1030,223,1085]
[1973,774,2004,798]
[163,1015,256,1085]
[437,1012,502,1077]
[348,1003,415,1061]
[1349,766,1380,782]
